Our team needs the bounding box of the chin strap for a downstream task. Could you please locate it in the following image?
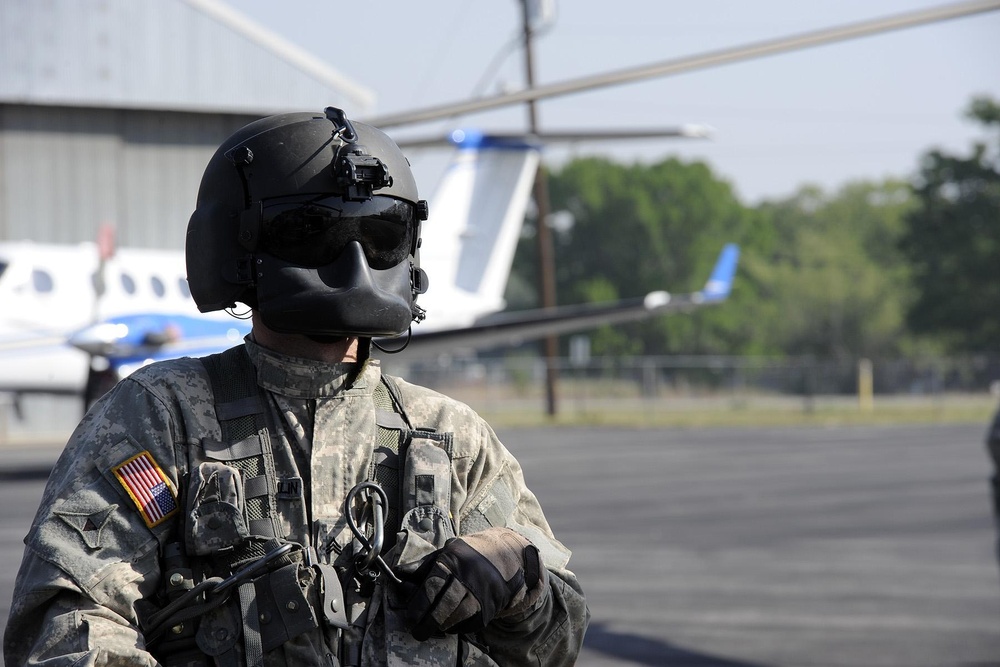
[372,328,412,354]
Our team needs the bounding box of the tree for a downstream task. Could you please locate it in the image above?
[508,156,765,356]
[749,181,916,358]
[507,155,919,361]
[900,96,1000,352]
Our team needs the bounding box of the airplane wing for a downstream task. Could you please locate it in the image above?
[68,313,251,368]
[385,243,740,357]
[67,244,739,372]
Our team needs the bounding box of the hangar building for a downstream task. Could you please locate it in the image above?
[0,0,374,249]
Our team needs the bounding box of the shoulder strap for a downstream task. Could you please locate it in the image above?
[367,374,414,547]
[374,374,411,431]
[202,346,264,443]
[200,346,283,565]
[200,346,284,667]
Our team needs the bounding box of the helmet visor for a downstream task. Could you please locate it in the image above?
[260,195,416,270]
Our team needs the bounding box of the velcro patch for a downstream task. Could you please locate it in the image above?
[113,451,178,528]
[54,504,117,550]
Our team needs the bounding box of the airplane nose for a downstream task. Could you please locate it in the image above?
[68,322,129,356]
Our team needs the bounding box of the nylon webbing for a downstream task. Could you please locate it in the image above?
[201,346,280,566]
[204,346,260,443]
[369,376,412,547]
[239,581,264,667]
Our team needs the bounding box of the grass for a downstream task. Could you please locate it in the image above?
[468,393,999,429]
[1,391,996,447]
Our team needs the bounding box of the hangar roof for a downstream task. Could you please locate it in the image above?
[0,0,375,116]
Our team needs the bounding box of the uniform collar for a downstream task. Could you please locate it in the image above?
[244,337,381,399]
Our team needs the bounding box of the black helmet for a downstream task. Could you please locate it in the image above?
[186,107,429,338]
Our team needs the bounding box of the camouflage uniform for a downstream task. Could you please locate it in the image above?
[5,339,588,666]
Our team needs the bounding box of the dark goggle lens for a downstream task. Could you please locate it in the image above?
[260,196,415,269]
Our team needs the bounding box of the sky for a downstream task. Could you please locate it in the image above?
[234,0,1000,204]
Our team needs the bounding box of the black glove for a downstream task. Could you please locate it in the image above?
[405,527,547,640]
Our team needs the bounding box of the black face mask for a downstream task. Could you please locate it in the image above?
[254,242,414,338]
[259,195,416,270]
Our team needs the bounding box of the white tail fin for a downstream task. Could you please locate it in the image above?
[417,133,540,327]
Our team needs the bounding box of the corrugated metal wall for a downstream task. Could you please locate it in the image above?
[0,0,372,116]
[0,105,257,249]
[0,0,376,250]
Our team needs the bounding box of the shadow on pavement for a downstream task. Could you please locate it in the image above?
[0,466,53,482]
[584,622,769,666]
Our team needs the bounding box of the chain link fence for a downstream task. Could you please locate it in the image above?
[388,354,1000,422]
[3,355,1000,443]
[399,353,1000,395]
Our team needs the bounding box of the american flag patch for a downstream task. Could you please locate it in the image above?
[113,451,178,528]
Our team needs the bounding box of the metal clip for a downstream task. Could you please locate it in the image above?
[344,481,402,585]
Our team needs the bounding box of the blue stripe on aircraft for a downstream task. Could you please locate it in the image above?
[702,243,740,302]
[449,129,541,151]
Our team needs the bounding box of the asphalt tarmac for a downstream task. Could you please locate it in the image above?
[0,423,997,666]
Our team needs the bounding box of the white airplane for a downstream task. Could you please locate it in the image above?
[0,241,245,397]
[0,130,738,405]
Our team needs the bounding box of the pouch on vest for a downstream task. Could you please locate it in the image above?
[186,461,250,556]
[391,431,456,579]
[199,346,285,566]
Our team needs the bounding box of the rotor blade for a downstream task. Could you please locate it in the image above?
[366,0,1000,128]
[393,125,715,149]
[529,126,716,141]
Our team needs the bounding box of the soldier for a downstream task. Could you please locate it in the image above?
[5,108,589,666]
[987,406,1000,579]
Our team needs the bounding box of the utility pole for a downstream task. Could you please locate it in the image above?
[520,0,560,416]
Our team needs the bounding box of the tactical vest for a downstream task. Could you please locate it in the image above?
[148,346,492,667]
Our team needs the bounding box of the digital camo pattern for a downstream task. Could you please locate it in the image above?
[4,338,588,666]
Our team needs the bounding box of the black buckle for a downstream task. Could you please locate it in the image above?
[233,255,255,286]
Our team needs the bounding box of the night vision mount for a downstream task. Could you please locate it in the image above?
[326,106,393,202]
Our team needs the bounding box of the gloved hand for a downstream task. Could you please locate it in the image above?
[405,526,548,640]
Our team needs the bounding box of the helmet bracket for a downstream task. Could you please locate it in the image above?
[411,264,428,296]
[232,255,256,286]
[334,148,393,201]
[238,201,262,251]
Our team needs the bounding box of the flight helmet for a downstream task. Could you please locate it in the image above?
[186,107,429,338]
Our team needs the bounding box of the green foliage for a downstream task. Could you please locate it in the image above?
[751,180,916,358]
[503,95,998,360]
[508,156,915,358]
[574,277,642,356]
[900,96,1000,352]
[522,156,762,356]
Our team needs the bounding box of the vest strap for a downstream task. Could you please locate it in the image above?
[239,581,264,667]
[243,475,271,499]
[202,435,264,461]
[201,346,283,563]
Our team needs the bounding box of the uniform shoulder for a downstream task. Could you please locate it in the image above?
[86,355,222,461]
[127,356,212,394]
[119,356,220,426]
[386,374,487,435]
